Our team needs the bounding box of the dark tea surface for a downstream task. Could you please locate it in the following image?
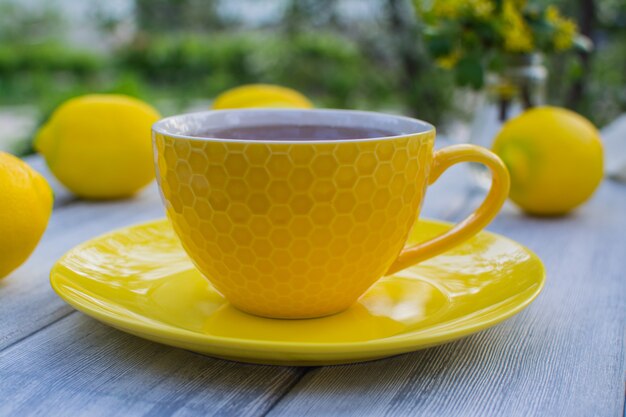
[195,124,398,141]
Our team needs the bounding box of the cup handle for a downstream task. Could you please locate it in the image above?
[386,144,510,275]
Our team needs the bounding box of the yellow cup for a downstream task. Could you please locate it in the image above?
[153,109,510,319]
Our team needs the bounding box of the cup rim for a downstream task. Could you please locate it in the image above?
[152,108,436,145]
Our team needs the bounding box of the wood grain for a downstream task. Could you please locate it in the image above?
[266,180,626,417]
[0,313,304,417]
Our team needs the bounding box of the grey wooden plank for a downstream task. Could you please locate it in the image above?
[0,313,304,417]
[266,179,626,417]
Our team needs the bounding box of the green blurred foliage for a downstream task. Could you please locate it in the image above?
[0,0,455,122]
[118,34,256,94]
[0,0,623,156]
[542,0,626,126]
[253,33,396,109]
[114,30,422,112]
[135,0,232,32]
[0,43,103,79]
[0,1,63,42]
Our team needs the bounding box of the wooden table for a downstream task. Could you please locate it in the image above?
[1,154,624,417]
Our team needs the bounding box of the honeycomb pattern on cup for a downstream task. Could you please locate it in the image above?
[154,132,435,318]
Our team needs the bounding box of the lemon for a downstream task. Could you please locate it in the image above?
[35,94,161,199]
[0,152,53,278]
[492,106,603,215]
[212,84,313,109]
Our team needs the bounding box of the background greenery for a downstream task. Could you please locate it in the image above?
[0,0,624,155]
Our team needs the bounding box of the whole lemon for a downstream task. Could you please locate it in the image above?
[212,84,313,109]
[0,152,53,278]
[492,106,603,215]
[35,95,161,199]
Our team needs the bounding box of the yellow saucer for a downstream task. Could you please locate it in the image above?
[50,219,544,366]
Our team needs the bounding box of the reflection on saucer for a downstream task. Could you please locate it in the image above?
[201,277,447,343]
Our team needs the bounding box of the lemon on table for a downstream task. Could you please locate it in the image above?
[35,94,161,199]
[0,152,53,279]
[492,106,603,215]
[212,84,313,109]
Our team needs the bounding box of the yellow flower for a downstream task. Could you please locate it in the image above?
[429,0,493,19]
[469,0,494,18]
[546,5,577,50]
[505,30,533,52]
[502,0,533,52]
[436,50,461,69]
[554,20,576,50]
[431,0,464,18]
[545,5,561,23]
